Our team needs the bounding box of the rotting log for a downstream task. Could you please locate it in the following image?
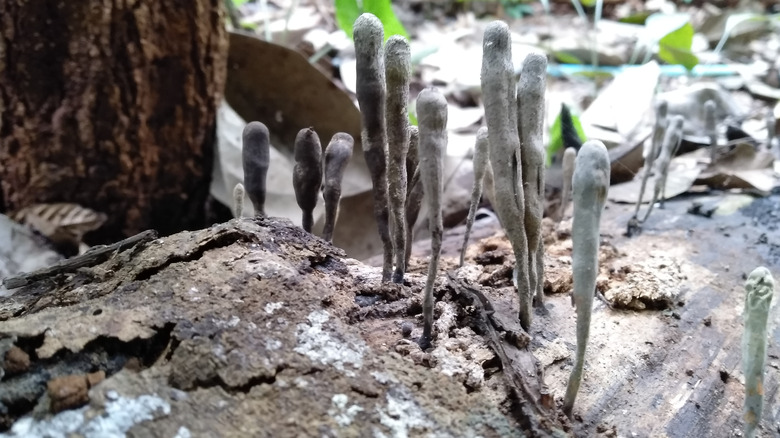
[0,0,228,241]
[0,217,565,436]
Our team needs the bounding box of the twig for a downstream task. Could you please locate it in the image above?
[3,230,158,289]
[446,272,563,436]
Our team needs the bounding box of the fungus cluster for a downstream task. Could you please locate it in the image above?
[238,120,354,242]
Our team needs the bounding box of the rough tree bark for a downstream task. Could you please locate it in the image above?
[0,0,228,240]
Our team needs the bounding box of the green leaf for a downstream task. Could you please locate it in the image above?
[618,11,653,25]
[335,0,361,39]
[408,109,418,127]
[553,51,583,65]
[657,23,699,70]
[580,0,597,6]
[232,0,251,7]
[362,0,409,40]
[546,108,586,167]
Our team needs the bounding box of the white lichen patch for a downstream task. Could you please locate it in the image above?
[264,302,284,314]
[294,310,365,377]
[429,327,493,390]
[329,394,364,427]
[373,388,437,438]
[1,394,170,438]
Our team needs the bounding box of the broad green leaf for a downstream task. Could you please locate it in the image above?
[232,0,251,7]
[658,23,699,70]
[580,0,597,6]
[546,108,586,167]
[363,0,409,40]
[335,0,361,39]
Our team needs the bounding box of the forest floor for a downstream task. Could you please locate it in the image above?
[368,191,780,437]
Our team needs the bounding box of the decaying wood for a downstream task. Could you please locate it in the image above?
[0,217,558,436]
[1,195,778,436]
[2,230,158,289]
[0,0,228,240]
[447,272,566,436]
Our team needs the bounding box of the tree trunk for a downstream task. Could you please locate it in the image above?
[0,0,228,240]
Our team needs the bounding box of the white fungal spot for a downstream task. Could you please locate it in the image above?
[265,339,282,350]
[2,394,170,438]
[373,388,433,438]
[173,426,191,438]
[329,394,364,427]
[294,310,365,376]
[264,302,284,314]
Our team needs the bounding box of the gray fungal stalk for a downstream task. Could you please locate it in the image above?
[642,115,684,223]
[563,140,610,418]
[233,183,245,218]
[322,133,354,242]
[460,127,489,267]
[634,100,668,220]
[704,100,717,164]
[742,266,775,438]
[480,21,532,329]
[354,13,393,282]
[517,53,548,307]
[416,88,448,350]
[293,128,323,233]
[404,126,422,267]
[385,35,412,283]
[242,121,271,216]
[558,147,576,222]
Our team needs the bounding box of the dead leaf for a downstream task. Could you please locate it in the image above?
[696,143,777,194]
[608,155,701,204]
[225,31,371,196]
[581,61,660,137]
